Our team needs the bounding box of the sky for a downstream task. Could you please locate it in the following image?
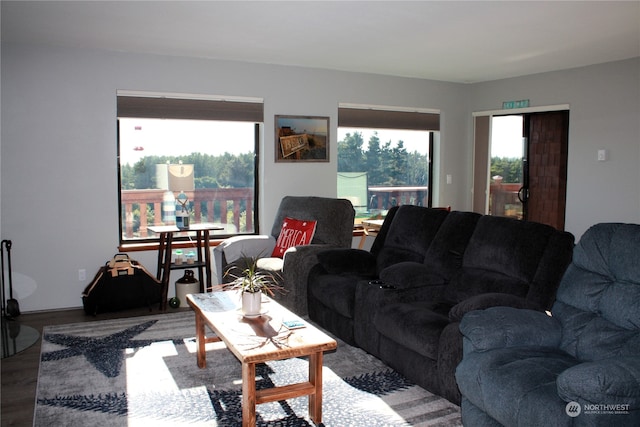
[119,117,524,166]
[490,115,525,158]
[119,118,255,165]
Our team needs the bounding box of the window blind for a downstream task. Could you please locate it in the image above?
[338,105,439,131]
[117,95,263,122]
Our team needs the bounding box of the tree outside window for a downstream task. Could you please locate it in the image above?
[337,128,432,219]
[118,117,259,244]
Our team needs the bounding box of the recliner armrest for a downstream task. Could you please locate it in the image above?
[279,244,341,315]
[316,248,377,276]
[557,356,640,407]
[379,262,446,289]
[449,292,541,322]
[215,234,276,259]
[460,306,561,353]
[212,235,276,283]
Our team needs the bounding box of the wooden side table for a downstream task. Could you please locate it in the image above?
[148,223,223,310]
[358,219,384,249]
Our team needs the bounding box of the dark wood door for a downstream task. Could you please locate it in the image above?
[524,111,569,230]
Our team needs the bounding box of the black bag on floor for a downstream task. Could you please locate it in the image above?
[81,254,162,315]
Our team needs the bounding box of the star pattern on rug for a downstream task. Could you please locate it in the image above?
[35,313,462,426]
[41,320,163,377]
[38,392,128,416]
[37,370,417,425]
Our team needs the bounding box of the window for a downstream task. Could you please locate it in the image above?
[337,105,440,221]
[489,115,524,219]
[117,92,263,245]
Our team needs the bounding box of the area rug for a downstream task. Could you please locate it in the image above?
[35,311,461,426]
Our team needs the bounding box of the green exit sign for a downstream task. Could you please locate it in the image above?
[502,99,530,109]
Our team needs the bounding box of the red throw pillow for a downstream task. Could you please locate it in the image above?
[271,217,317,258]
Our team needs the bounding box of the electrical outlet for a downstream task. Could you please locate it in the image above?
[597,149,607,161]
[78,269,86,281]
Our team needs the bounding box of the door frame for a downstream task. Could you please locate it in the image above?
[472,104,569,215]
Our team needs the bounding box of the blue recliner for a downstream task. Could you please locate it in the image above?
[456,223,640,426]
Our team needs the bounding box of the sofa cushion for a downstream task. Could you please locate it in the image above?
[255,256,284,272]
[557,357,640,406]
[270,196,354,247]
[374,302,449,360]
[570,222,640,282]
[378,261,446,289]
[316,248,377,276]
[308,274,359,319]
[553,300,640,362]
[449,268,530,303]
[463,216,553,280]
[557,224,640,331]
[456,347,578,427]
[459,307,562,353]
[445,215,561,303]
[423,211,481,281]
[553,223,640,360]
[448,292,535,322]
[375,205,449,272]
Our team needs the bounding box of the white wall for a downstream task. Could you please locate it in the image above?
[1,43,468,311]
[2,44,638,312]
[468,58,640,239]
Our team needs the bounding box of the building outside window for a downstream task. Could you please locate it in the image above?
[117,92,262,245]
[337,104,439,222]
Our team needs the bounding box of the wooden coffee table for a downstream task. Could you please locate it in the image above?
[186,291,337,427]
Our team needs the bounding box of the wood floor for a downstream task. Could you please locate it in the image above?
[1,306,190,427]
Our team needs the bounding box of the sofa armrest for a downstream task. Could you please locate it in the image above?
[212,235,276,283]
[379,262,446,289]
[279,244,338,315]
[557,356,640,406]
[460,306,561,353]
[449,292,541,322]
[316,248,377,276]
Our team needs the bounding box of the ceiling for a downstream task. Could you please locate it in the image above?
[2,1,639,83]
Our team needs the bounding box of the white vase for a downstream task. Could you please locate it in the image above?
[242,291,262,316]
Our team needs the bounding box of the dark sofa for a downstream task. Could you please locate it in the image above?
[307,205,575,404]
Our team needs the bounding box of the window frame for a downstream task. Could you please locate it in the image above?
[337,104,440,215]
[116,92,263,248]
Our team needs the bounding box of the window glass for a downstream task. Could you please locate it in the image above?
[118,118,258,243]
[489,115,524,219]
[337,127,432,221]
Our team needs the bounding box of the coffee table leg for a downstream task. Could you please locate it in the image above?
[309,352,323,423]
[242,362,257,427]
[195,312,206,369]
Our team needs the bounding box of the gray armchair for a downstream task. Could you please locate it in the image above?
[213,196,355,315]
[456,223,640,426]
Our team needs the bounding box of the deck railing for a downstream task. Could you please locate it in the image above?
[489,182,522,218]
[124,185,488,239]
[367,186,429,210]
[121,188,254,239]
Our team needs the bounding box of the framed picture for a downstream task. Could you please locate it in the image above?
[275,115,329,162]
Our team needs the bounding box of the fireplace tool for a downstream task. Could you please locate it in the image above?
[1,240,20,318]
